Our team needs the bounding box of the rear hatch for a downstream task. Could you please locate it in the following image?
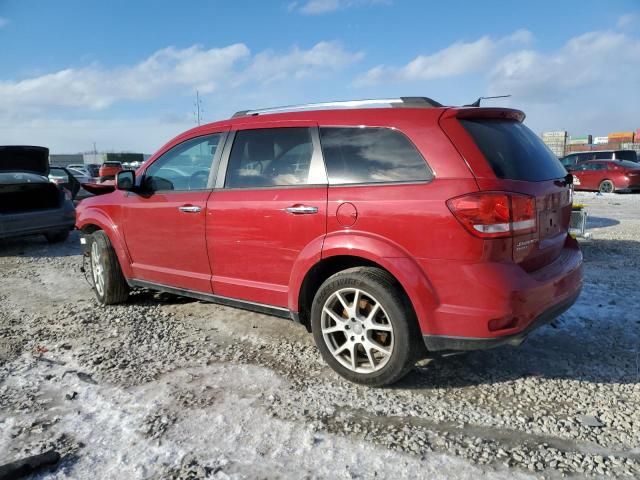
[441,108,572,271]
[0,146,50,175]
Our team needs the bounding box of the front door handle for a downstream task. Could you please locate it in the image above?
[284,205,318,215]
[178,205,202,213]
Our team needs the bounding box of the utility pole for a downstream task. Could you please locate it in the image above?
[194,90,203,125]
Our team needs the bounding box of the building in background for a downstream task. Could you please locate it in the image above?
[541,131,567,157]
[541,129,639,157]
[48,153,84,167]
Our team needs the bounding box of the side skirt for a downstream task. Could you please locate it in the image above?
[128,279,295,321]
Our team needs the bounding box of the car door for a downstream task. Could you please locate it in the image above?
[207,123,327,308]
[120,131,227,292]
[48,167,80,200]
[581,162,605,190]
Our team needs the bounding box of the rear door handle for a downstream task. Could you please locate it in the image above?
[284,205,318,215]
[178,205,202,213]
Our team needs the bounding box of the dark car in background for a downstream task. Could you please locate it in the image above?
[559,150,638,169]
[569,160,640,193]
[0,146,76,242]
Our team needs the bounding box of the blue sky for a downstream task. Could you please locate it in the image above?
[1,0,639,153]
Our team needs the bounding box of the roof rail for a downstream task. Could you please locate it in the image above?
[231,96,443,118]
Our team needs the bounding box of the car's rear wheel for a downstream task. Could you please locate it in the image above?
[45,229,70,243]
[311,267,421,387]
[88,230,129,304]
[599,180,615,193]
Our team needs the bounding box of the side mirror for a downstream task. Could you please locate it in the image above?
[116,170,136,191]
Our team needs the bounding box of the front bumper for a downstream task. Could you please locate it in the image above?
[0,200,76,240]
[423,289,581,352]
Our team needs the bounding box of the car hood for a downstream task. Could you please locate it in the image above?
[0,145,50,175]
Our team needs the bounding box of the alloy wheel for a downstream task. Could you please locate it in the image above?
[91,241,105,296]
[599,181,614,193]
[321,287,394,373]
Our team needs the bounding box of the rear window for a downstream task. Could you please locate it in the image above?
[103,162,121,167]
[461,119,567,181]
[319,127,432,185]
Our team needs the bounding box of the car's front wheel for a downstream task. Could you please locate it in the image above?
[311,267,421,387]
[88,230,129,305]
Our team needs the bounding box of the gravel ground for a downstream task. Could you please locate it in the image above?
[0,191,639,479]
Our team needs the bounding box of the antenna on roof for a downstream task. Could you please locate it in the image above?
[465,95,511,107]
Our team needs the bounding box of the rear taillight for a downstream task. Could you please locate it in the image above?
[447,192,536,238]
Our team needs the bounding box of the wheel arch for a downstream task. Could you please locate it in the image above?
[76,209,133,278]
[290,235,439,334]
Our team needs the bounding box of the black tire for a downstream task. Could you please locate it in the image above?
[599,180,615,193]
[88,230,129,305]
[45,229,70,243]
[311,267,422,387]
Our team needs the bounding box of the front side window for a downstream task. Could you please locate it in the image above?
[225,128,314,188]
[319,127,432,185]
[145,134,223,192]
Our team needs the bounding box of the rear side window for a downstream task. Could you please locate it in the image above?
[225,128,314,188]
[461,120,567,181]
[614,151,638,162]
[319,127,432,185]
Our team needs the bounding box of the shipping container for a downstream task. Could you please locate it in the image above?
[608,131,634,143]
[542,130,567,138]
[568,135,592,145]
[565,145,591,153]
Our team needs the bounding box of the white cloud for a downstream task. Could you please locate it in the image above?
[0,42,361,112]
[488,31,640,102]
[0,44,250,110]
[617,13,637,29]
[246,41,363,83]
[353,31,531,86]
[289,0,389,15]
[0,41,363,152]
[0,17,9,28]
[487,30,640,135]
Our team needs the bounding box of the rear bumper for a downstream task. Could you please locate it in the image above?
[423,289,580,352]
[417,236,583,351]
[0,200,76,239]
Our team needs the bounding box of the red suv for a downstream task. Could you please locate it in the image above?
[76,97,583,386]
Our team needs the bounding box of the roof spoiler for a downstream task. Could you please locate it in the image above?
[442,107,526,123]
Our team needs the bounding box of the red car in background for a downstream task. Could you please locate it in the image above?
[98,161,123,181]
[76,97,583,386]
[569,160,640,193]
